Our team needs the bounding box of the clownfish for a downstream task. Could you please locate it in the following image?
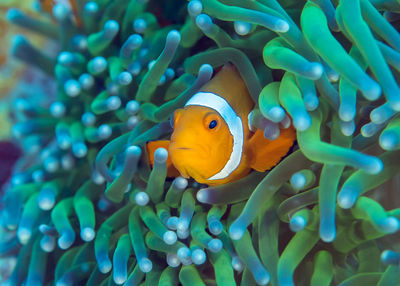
[147,64,296,186]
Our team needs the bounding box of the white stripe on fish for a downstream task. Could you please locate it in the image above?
[185,91,244,180]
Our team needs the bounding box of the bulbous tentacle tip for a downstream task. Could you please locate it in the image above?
[319,229,336,243]
[37,189,56,210]
[377,217,400,234]
[118,71,133,86]
[6,8,22,22]
[207,238,223,253]
[308,62,324,80]
[379,130,399,151]
[79,74,95,90]
[304,95,319,112]
[17,228,31,245]
[84,1,99,13]
[106,96,122,110]
[154,147,168,163]
[365,158,383,175]
[290,173,306,189]
[113,275,126,285]
[209,220,223,235]
[199,63,213,74]
[163,230,178,245]
[289,216,306,232]
[167,253,181,267]
[139,258,153,273]
[175,177,188,189]
[40,236,56,253]
[293,115,312,131]
[64,79,81,97]
[362,82,382,101]
[177,218,189,232]
[52,3,71,20]
[196,14,213,32]
[177,247,192,265]
[126,145,142,156]
[89,56,107,73]
[188,0,203,17]
[267,106,286,123]
[275,19,289,33]
[337,190,357,209]
[229,223,245,240]
[263,123,280,140]
[50,102,66,118]
[97,124,112,140]
[57,231,76,250]
[126,100,140,115]
[381,250,400,265]
[72,142,88,158]
[10,34,28,55]
[196,189,208,203]
[98,261,112,274]
[255,272,270,286]
[135,192,150,206]
[234,21,252,36]
[167,216,179,230]
[232,256,244,272]
[56,280,69,286]
[104,20,119,32]
[389,100,400,112]
[339,107,356,122]
[81,227,95,242]
[191,249,206,265]
[167,30,181,45]
[57,51,72,64]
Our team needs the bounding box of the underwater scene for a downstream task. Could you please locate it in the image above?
[1,0,400,285]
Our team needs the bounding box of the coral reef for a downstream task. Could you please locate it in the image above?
[1,0,400,285]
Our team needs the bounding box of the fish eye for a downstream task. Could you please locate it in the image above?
[203,113,220,131]
[209,120,217,129]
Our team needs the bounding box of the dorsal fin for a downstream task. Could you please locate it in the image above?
[200,63,255,119]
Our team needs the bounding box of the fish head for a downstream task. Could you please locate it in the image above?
[169,105,234,184]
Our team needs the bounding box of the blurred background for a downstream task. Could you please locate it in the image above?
[0,0,46,139]
[0,1,59,191]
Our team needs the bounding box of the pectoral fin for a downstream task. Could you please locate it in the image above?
[248,126,296,172]
[146,140,181,177]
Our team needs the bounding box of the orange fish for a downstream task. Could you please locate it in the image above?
[147,64,296,186]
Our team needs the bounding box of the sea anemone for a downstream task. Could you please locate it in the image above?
[1,0,400,285]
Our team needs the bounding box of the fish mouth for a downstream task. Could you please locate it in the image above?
[169,141,193,152]
[176,147,192,150]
